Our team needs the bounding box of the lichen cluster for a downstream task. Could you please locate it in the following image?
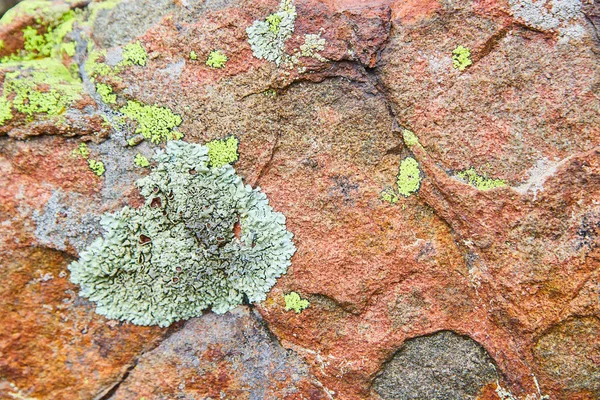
[206,136,239,168]
[456,167,507,190]
[397,157,421,197]
[119,100,183,144]
[69,141,296,327]
[284,292,309,313]
[246,0,296,65]
[452,45,472,71]
[206,50,228,69]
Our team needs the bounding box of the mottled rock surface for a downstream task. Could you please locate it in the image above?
[0,0,598,399]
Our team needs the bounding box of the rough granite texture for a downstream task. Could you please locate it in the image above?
[0,0,598,399]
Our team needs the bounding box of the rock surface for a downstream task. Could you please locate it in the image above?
[0,0,598,399]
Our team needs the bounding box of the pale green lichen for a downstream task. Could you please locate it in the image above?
[402,129,420,147]
[189,50,197,60]
[456,167,507,190]
[206,50,228,69]
[96,83,116,104]
[1,58,83,118]
[299,33,326,62]
[134,153,149,168]
[206,136,239,168]
[284,292,309,313]
[246,0,296,65]
[452,45,472,71]
[397,157,421,197]
[88,159,105,176]
[119,41,148,67]
[119,100,183,144]
[72,142,90,159]
[69,141,296,327]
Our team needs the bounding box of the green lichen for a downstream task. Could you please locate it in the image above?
[402,129,420,147]
[0,97,13,125]
[456,167,507,190]
[0,0,69,27]
[84,49,117,81]
[397,157,421,197]
[246,0,296,65]
[119,100,183,144]
[206,50,228,69]
[72,142,90,159]
[119,41,148,67]
[2,58,83,118]
[380,188,399,204]
[452,45,472,71]
[299,33,326,61]
[69,141,296,327]
[206,136,239,168]
[88,159,105,176]
[189,50,197,60]
[96,83,116,104]
[134,153,150,168]
[284,292,309,313]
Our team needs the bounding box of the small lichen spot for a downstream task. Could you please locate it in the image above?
[88,159,105,176]
[397,157,421,197]
[134,153,150,168]
[206,136,239,168]
[284,292,309,313]
[452,45,472,71]
[206,50,228,69]
[456,167,507,190]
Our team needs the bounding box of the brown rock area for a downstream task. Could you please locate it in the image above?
[0,0,598,399]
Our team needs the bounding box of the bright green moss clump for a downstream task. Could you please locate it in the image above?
[284,292,309,313]
[402,129,420,147]
[72,142,90,159]
[0,97,13,124]
[119,41,148,67]
[397,157,421,197]
[452,45,472,71]
[206,50,228,69]
[69,141,296,327]
[120,100,183,144]
[456,167,507,190]
[189,50,197,60]
[206,136,239,168]
[246,0,296,65]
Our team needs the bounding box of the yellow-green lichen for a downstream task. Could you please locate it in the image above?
[402,129,420,147]
[206,136,239,168]
[96,83,116,104]
[85,0,121,27]
[380,188,399,204]
[1,58,83,119]
[189,50,197,60]
[452,45,472,71]
[456,167,507,190]
[397,157,421,197]
[119,41,147,67]
[0,97,13,125]
[206,50,228,69]
[72,142,90,159]
[0,0,69,27]
[134,153,149,168]
[88,159,105,176]
[120,100,183,144]
[284,292,309,313]
[84,49,117,81]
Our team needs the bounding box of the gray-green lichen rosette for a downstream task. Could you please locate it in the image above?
[69,141,296,327]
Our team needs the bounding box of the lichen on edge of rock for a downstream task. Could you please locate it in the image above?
[246,0,296,66]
